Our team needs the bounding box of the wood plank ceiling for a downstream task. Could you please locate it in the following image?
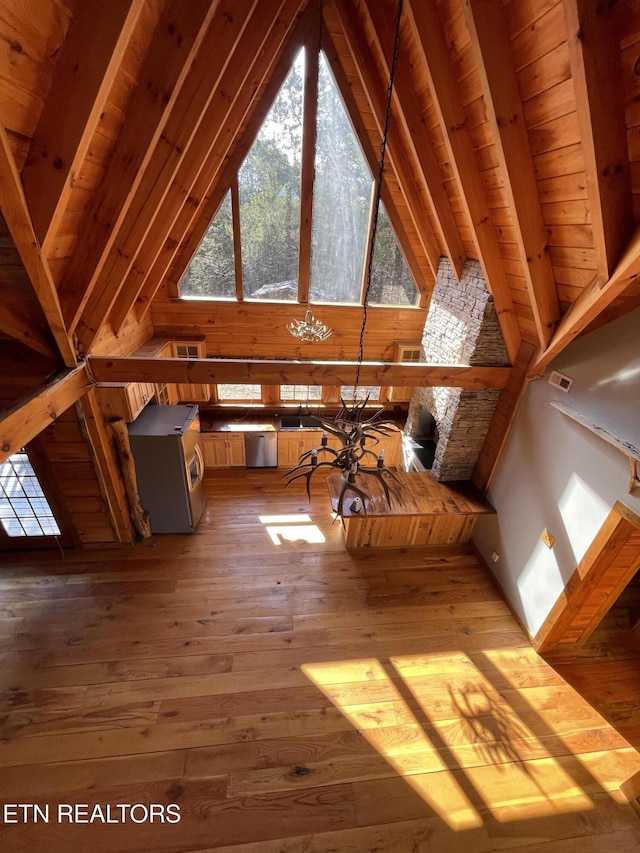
[1,0,640,432]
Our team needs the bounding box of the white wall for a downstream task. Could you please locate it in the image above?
[473,307,640,638]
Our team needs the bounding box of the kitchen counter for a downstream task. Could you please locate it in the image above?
[327,470,494,549]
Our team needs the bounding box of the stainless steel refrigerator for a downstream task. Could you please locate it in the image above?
[127,404,206,534]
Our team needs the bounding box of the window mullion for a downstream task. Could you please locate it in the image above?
[297,27,319,305]
[231,176,243,302]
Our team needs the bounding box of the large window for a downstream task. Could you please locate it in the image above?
[180,40,419,309]
[0,450,61,538]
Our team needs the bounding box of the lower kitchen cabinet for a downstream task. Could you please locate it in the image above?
[202,433,246,468]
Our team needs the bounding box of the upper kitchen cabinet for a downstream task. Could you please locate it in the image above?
[172,341,211,404]
[96,382,156,423]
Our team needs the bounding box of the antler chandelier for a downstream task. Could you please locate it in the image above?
[287,308,332,342]
[284,0,404,520]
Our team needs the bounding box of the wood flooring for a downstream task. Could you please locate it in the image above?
[545,571,640,750]
[1,468,640,852]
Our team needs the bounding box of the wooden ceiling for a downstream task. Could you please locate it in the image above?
[1,0,640,401]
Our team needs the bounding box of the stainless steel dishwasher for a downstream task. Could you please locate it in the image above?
[244,429,278,467]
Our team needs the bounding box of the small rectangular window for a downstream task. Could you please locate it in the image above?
[340,386,381,402]
[217,384,262,401]
[280,385,322,402]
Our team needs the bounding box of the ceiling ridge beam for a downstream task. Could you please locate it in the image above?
[0,124,76,366]
[530,223,640,374]
[361,0,466,281]
[87,355,511,389]
[332,0,441,283]
[563,0,634,282]
[58,0,218,336]
[464,0,560,351]
[136,0,311,319]
[21,0,145,254]
[0,365,92,465]
[80,0,261,348]
[404,0,521,363]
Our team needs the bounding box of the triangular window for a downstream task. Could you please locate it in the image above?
[180,189,235,298]
[180,44,419,308]
[369,202,419,306]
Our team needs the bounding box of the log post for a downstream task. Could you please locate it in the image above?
[109,417,152,539]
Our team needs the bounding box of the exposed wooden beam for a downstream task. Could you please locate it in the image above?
[404,0,521,363]
[0,125,76,367]
[464,0,560,350]
[231,177,244,302]
[530,224,640,374]
[332,0,441,283]
[58,0,217,335]
[81,0,259,345]
[0,365,91,465]
[361,0,465,280]
[563,0,633,282]
[21,0,144,253]
[87,355,511,389]
[136,0,311,318]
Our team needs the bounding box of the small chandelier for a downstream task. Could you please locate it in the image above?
[285,0,404,521]
[287,308,332,342]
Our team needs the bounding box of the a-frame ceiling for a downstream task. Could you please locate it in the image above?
[1,0,640,446]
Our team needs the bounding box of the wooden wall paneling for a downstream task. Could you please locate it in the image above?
[58,0,216,338]
[89,0,260,337]
[77,389,135,545]
[464,0,560,350]
[332,0,441,285]
[21,0,145,253]
[0,365,92,465]
[150,301,426,362]
[0,125,76,366]
[88,308,154,359]
[87,354,511,390]
[563,0,634,283]
[530,223,640,374]
[0,0,74,154]
[23,406,117,546]
[361,0,466,279]
[404,0,521,362]
[136,0,311,318]
[534,502,640,652]
[0,274,57,359]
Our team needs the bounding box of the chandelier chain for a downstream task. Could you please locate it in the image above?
[355,0,404,391]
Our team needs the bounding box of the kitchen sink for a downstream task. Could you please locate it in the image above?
[279,415,321,429]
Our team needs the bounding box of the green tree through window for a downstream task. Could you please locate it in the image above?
[180,44,419,308]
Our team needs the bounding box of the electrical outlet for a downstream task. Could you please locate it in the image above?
[548,370,574,392]
[541,529,555,549]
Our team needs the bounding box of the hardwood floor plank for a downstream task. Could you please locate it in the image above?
[1,469,639,850]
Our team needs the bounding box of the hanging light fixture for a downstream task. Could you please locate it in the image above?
[284,0,404,520]
[287,308,332,342]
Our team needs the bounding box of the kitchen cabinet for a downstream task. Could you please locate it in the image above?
[173,341,211,404]
[96,381,156,422]
[278,428,402,469]
[202,433,246,468]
